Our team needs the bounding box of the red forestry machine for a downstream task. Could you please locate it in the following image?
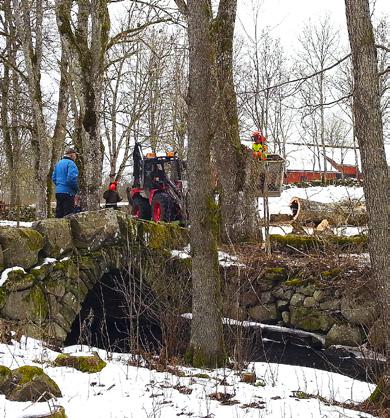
[126,143,187,223]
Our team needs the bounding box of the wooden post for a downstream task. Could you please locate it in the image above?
[263,161,271,255]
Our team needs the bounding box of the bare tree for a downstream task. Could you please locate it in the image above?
[102,38,150,181]
[297,18,340,175]
[345,0,390,406]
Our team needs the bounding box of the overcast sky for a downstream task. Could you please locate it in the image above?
[236,0,389,51]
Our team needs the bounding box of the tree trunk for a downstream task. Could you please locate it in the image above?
[185,0,225,368]
[212,0,260,244]
[13,0,49,219]
[345,0,390,406]
[56,0,109,211]
[0,1,20,210]
[47,38,70,217]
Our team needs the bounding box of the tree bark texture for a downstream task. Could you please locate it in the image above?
[212,0,260,244]
[1,0,22,210]
[185,0,225,368]
[46,35,70,217]
[13,0,49,219]
[56,0,109,211]
[345,0,390,398]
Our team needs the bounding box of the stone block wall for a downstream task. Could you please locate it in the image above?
[0,210,189,342]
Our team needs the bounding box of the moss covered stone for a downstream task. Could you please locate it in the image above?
[54,352,106,373]
[69,209,121,250]
[325,323,363,347]
[248,304,278,322]
[0,227,44,269]
[2,365,62,402]
[270,233,368,252]
[4,271,35,292]
[262,267,287,281]
[38,406,67,418]
[290,306,334,332]
[140,221,189,251]
[2,284,48,323]
[33,218,73,258]
[0,365,12,389]
[53,258,78,280]
[26,285,49,323]
[320,269,341,279]
[270,234,318,251]
[285,277,305,286]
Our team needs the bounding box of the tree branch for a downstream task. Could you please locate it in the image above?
[0,55,28,82]
[239,54,351,95]
[174,0,188,16]
[106,18,172,50]
[376,43,390,53]
[379,66,390,77]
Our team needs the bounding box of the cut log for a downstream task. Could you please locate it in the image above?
[290,197,367,226]
[269,213,293,223]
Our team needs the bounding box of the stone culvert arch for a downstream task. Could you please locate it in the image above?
[0,210,191,344]
[0,210,384,353]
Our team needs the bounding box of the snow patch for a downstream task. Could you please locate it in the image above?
[0,266,26,287]
[171,244,191,259]
[218,251,246,267]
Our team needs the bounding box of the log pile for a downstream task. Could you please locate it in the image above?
[289,197,367,226]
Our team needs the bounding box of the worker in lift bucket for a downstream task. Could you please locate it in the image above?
[251,131,268,160]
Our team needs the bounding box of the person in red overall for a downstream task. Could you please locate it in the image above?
[103,182,122,209]
[251,131,268,160]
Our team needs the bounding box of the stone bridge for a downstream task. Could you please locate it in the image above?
[0,210,384,353]
[0,210,191,344]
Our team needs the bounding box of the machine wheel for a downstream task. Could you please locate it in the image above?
[131,195,151,220]
[151,193,175,222]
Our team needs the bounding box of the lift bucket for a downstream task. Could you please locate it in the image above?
[257,154,285,197]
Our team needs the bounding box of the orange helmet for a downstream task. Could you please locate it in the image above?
[251,130,266,143]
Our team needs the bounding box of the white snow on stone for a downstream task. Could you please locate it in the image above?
[218,251,246,267]
[43,257,57,265]
[171,244,191,259]
[0,266,26,287]
[32,258,58,271]
[0,220,33,227]
[171,248,247,267]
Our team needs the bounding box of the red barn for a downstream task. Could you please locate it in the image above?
[285,157,360,184]
[285,170,337,184]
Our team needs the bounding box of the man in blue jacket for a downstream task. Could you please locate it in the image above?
[52,148,79,218]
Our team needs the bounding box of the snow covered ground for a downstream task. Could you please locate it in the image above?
[0,337,376,418]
